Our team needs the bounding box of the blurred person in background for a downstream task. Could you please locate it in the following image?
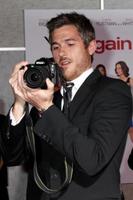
[96,64,107,76]
[115,61,133,200]
[115,61,133,136]
[0,114,9,200]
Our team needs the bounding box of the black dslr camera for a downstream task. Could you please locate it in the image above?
[23,57,61,89]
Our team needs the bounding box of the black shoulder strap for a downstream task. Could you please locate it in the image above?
[25,111,73,194]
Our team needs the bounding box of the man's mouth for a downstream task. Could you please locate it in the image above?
[59,59,71,67]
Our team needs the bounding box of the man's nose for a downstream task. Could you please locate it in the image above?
[59,47,66,57]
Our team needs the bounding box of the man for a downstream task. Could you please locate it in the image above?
[7,12,132,200]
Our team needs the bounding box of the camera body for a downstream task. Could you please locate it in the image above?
[24,57,61,89]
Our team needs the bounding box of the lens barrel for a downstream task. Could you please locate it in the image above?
[23,64,50,89]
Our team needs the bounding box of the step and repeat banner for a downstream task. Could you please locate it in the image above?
[24,9,133,183]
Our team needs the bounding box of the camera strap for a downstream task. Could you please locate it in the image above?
[26,113,73,194]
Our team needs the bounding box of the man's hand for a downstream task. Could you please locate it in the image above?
[9,61,28,121]
[23,78,54,112]
[9,61,54,121]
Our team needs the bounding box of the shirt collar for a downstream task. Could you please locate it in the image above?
[72,67,94,92]
[60,67,94,98]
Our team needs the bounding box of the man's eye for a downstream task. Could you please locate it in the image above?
[68,43,75,46]
[52,46,59,50]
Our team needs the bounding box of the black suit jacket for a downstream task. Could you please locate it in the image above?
[7,69,132,200]
[0,114,8,187]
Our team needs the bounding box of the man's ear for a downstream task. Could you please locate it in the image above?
[87,40,97,55]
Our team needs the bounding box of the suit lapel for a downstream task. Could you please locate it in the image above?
[69,69,102,119]
[53,69,102,118]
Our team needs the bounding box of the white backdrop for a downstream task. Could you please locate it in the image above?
[24,9,133,183]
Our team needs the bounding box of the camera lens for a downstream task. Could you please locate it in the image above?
[30,72,41,82]
[24,66,48,88]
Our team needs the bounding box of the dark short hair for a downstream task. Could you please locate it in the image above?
[46,12,95,47]
[115,61,129,77]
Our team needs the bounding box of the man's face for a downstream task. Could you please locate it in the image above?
[51,25,96,81]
